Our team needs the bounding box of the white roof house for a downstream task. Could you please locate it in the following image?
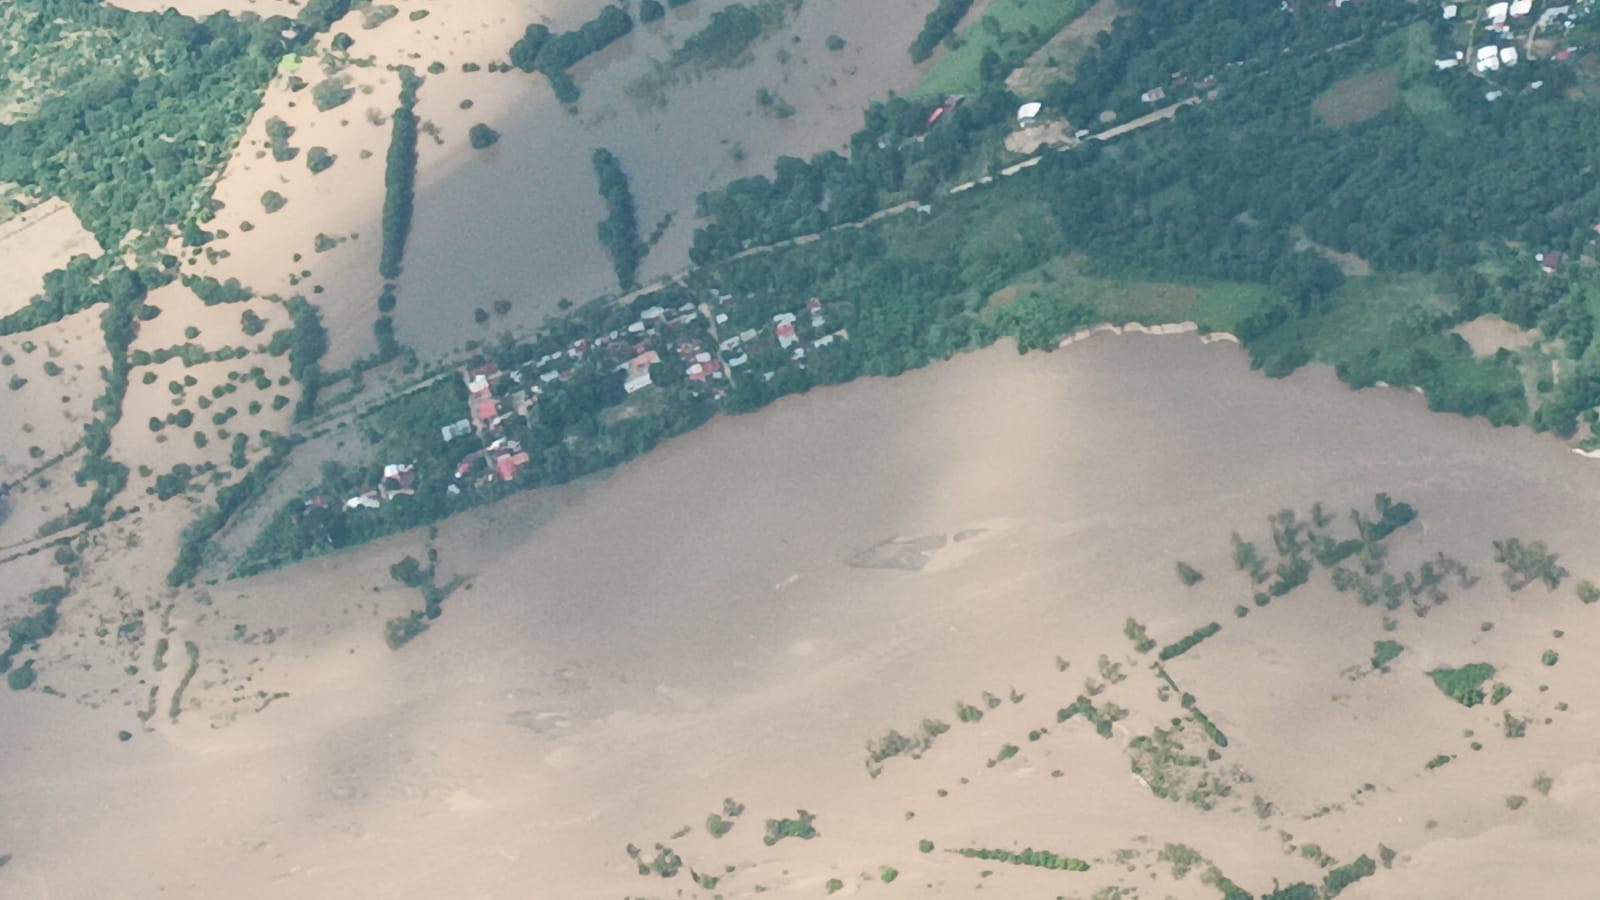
[1477,46,1501,71]
[813,335,835,349]
[441,419,472,442]
[1436,58,1460,70]
[1442,3,1458,18]
[1016,101,1043,125]
[694,351,712,363]
[540,369,561,384]
[1500,46,1519,65]
[1485,1,1509,22]
[772,312,797,325]
[719,336,742,352]
[738,328,759,343]
[1140,87,1165,104]
[1509,0,1532,16]
[727,353,749,367]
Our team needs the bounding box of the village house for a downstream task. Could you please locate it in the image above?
[620,349,661,394]
[1539,251,1563,274]
[440,419,472,442]
[380,463,416,500]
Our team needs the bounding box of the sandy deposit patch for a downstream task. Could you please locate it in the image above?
[4,336,1600,897]
[1006,0,1122,98]
[1452,314,1541,358]
[0,197,102,317]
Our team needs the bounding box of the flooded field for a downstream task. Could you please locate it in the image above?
[396,0,939,360]
[4,335,1599,898]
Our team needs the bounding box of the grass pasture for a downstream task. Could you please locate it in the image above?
[1313,68,1401,128]
[917,0,1097,97]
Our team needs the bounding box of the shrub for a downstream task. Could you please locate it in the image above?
[7,660,37,690]
[1176,561,1204,586]
[920,839,934,853]
[265,116,297,161]
[385,610,428,648]
[261,191,287,213]
[879,867,898,883]
[1542,649,1559,666]
[1371,640,1403,669]
[313,78,355,111]
[307,146,336,174]
[1578,580,1599,604]
[762,810,818,845]
[826,879,843,895]
[826,34,846,51]
[640,0,665,22]
[1428,663,1495,707]
[468,123,500,149]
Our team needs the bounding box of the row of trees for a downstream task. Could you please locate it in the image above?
[509,5,634,102]
[591,149,646,290]
[379,66,422,280]
[909,0,974,63]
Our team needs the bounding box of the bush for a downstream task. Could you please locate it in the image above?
[879,867,898,883]
[826,34,846,51]
[1175,561,1204,586]
[261,191,287,213]
[265,116,297,161]
[241,310,267,336]
[640,0,665,22]
[307,146,336,174]
[468,123,500,149]
[7,660,36,690]
[1371,640,1403,669]
[313,78,355,111]
[385,611,428,648]
[1428,663,1495,707]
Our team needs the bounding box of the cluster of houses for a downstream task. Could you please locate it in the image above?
[1434,2,1585,83]
[307,289,853,518]
[1140,72,1216,105]
[303,461,417,512]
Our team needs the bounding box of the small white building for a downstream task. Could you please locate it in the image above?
[1140,87,1166,104]
[1500,46,1519,66]
[727,353,749,367]
[441,419,472,442]
[1476,46,1501,71]
[1485,1,1510,23]
[738,328,759,343]
[1435,58,1460,70]
[1016,101,1043,126]
[1509,0,1533,16]
[1442,3,1458,19]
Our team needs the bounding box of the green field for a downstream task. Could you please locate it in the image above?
[916,0,1096,97]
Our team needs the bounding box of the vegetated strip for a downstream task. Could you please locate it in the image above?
[592,148,647,290]
[167,435,297,587]
[909,0,975,63]
[167,640,200,720]
[949,846,1089,872]
[509,5,634,102]
[379,67,422,280]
